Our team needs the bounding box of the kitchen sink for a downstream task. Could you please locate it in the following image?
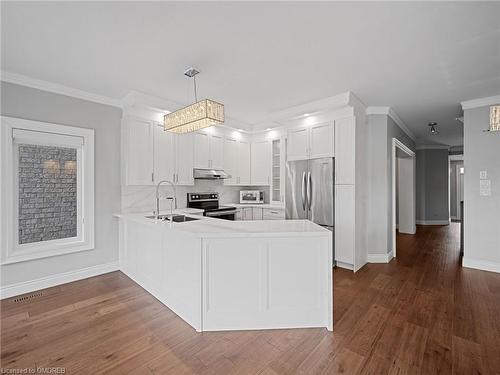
[145,214,200,222]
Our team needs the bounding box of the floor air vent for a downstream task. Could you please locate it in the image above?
[12,291,44,303]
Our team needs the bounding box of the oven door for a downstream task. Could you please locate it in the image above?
[205,210,236,221]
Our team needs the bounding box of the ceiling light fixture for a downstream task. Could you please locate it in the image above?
[266,128,272,131]
[164,67,224,134]
[304,113,310,117]
[428,122,438,134]
[489,105,500,131]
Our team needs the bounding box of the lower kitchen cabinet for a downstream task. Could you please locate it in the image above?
[236,206,284,221]
[263,208,285,220]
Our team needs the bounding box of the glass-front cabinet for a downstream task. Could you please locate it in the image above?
[271,138,286,205]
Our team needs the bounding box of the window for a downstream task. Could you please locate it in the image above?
[1,116,94,264]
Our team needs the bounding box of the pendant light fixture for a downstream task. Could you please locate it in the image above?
[164,67,224,134]
[428,122,438,134]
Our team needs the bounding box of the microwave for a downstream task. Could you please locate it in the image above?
[240,190,264,204]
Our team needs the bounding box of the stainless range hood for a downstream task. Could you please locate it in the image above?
[193,168,231,180]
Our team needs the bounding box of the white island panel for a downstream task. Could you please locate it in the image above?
[202,236,332,331]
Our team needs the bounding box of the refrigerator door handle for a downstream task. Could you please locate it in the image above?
[307,171,312,210]
[301,171,307,211]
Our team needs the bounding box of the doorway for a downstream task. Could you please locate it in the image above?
[392,138,416,258]
[449,156,464,221]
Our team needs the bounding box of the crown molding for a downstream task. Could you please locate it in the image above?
[415,144,450,150]
[1,70,122,108]
[461,94,500,110]
[366,106,416,141]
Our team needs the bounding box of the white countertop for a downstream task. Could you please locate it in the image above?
[226,203,285,210]
[115,211,329,238]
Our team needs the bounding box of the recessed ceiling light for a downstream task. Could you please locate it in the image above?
[304,113,310,117]
[266,128,272,131]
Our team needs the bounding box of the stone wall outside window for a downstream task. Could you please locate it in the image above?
[18,144,77,244]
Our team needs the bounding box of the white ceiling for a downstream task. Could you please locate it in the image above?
[2,2,499,146]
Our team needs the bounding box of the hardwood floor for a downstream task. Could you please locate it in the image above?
[2,223,500,374]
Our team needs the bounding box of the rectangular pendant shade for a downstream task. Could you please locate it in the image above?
[164,99,224,133]
[490,105,500,132]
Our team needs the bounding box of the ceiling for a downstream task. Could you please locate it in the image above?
[2,2,499,146]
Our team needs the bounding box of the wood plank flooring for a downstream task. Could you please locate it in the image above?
[2,223,500,374]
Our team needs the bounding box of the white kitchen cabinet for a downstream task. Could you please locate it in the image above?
[239,140,251,185]
[123,117,154,185]
[287,122,334,161]
[154,125,176,182]
[334,184,355,266]
[210,135,224,169]
[251,140,271,185]
[310,122,335,159]
[175,133,195,185]
[241,207,253,220]
[270,138,286,204]
[263,208,285,220]
[223,137,239,185]
[194,132,223,169]
[223,137,251,185]
[287,127,309,161]
[194,132,210,168]
[334,117,355,185]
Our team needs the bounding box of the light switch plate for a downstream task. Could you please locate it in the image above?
[480,170,487,179]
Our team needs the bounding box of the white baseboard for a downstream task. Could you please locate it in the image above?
[416,220,450,225]
[462,258,500,274]
[367,250,394,263]
[0,261,119,299]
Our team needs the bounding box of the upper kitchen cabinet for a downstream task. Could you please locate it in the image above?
[287,122,334,161]
[123,116,194,186]
[123,116,154,185]
[310,122,335,159]
[287,127,309,161]
[239,140,251,185]
[154,124,195,185]
[154,125,176,183]
[175,133,195,185]
[251,140,271,185]
[223,137,251,185]
[223,137,239,185]
[194,131,223,169]
[334,117,355,185]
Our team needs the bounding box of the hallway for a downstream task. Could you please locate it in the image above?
[334,223,500,373]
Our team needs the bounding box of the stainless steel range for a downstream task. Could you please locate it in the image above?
[187,193,237,220]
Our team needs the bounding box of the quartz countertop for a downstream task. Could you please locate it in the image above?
[226,203,285,210]
[115,211,329,238]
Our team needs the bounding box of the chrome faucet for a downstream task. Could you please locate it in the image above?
[155,180,177,220]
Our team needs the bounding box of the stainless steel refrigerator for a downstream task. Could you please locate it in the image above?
[285,157,335,260]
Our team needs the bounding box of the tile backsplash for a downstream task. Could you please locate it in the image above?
[121,180,269,213]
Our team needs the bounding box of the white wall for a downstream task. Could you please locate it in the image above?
[463,104,500,273]
[1,82,122,293]
[367,114,416,260]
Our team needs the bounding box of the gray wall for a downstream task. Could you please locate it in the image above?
[1,82,122,286]
[367,114,416,257]
[449,160,463,219]
[416,148,449,223]
[463,105,500,270]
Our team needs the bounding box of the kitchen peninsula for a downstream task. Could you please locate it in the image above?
[117,213,333,332]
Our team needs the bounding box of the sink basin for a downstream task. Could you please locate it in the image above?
[145,214,200,222]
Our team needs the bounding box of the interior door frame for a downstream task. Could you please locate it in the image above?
[391,138,416,258]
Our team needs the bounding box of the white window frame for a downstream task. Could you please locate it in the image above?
[1,116,94,264]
